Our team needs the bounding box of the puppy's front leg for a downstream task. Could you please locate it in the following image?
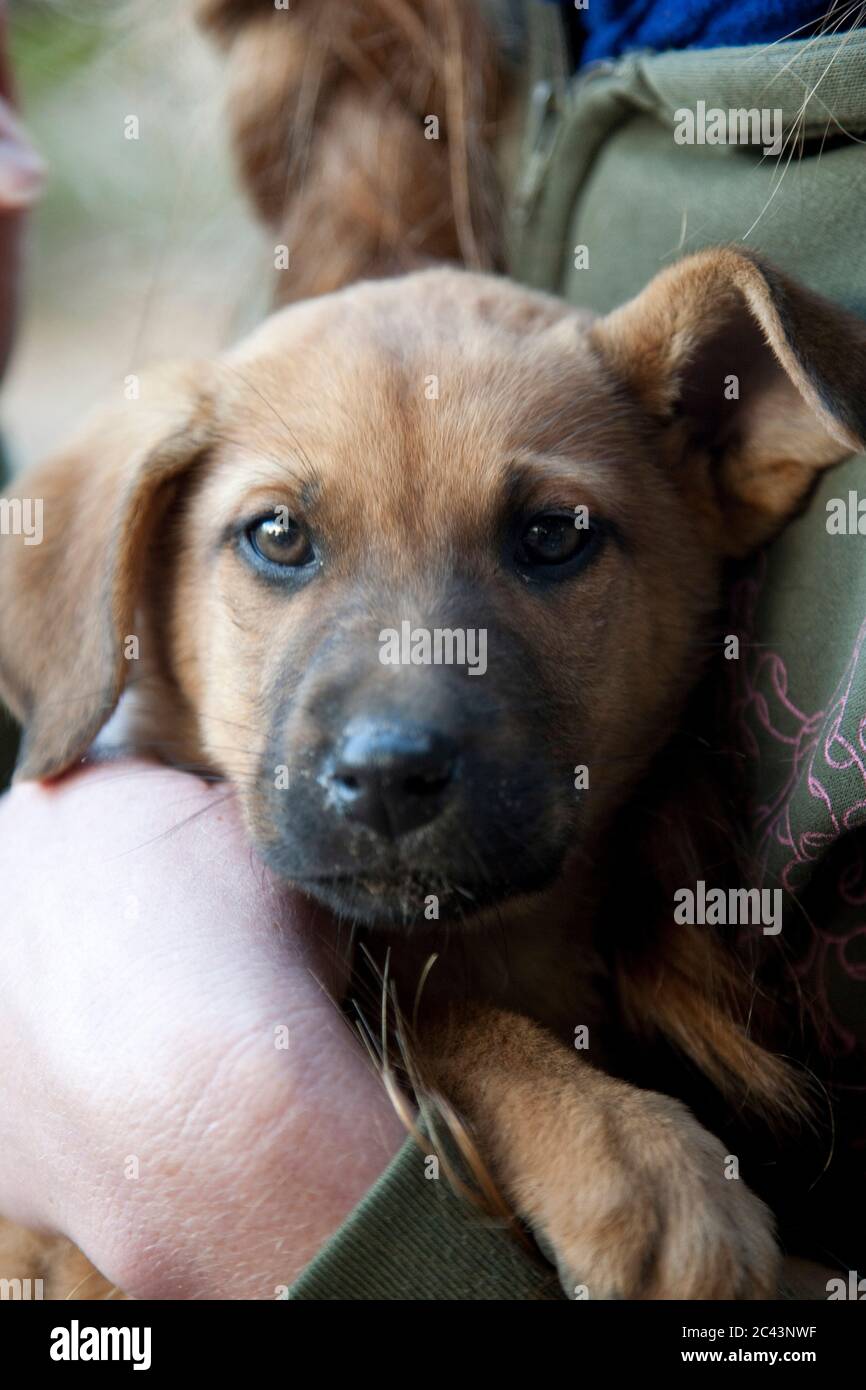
[422,1007,779,1300]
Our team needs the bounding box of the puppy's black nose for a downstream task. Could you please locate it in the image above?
[323,718,458,838]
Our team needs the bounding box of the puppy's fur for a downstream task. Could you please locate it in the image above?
[2,246,866,1298]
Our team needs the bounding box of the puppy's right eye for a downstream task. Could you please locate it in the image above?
[244,514,315,569]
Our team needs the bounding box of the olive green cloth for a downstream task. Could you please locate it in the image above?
[289,1137,562,1301]
[291,7,866,1297]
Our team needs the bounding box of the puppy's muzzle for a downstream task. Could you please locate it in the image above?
[322,716,459,839]
[259,610,568,924]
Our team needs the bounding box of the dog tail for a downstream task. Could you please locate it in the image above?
[195,0,504,302]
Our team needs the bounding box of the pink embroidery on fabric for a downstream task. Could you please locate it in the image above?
[730,560,866,1057]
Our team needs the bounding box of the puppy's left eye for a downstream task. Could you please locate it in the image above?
[245,514,315,568]
[515,512,594,570]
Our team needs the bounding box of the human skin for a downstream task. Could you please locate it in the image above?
[0,762,405,1298]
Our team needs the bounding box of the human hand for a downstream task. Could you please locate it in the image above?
[0,762,405,1298]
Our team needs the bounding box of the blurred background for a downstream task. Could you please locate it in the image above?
[2,0,269,465]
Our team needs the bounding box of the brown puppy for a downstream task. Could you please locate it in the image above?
[1,247,865,1298]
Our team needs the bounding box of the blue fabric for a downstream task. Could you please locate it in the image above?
[543,1,863,65]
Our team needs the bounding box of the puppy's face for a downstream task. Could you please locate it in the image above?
[165,274,715,924]
[2,253,863,929]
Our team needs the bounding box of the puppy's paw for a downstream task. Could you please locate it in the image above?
[522,1088,779,1300]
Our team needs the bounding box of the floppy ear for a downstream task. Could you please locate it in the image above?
[589,246,866,554]
[0,364,215,780]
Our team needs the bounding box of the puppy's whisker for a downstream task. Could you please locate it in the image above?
[210,434,315,491]
[103,792,238,861]
[754,0,861,60]
[220,364,319,483]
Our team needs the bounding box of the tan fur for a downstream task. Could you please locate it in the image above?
[1,248,864,1298]
[424,1008,779,1299]
[591,247,866,553]
[0,1225,122,1301]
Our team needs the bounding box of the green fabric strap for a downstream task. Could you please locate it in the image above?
[289,1139,564,1301]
